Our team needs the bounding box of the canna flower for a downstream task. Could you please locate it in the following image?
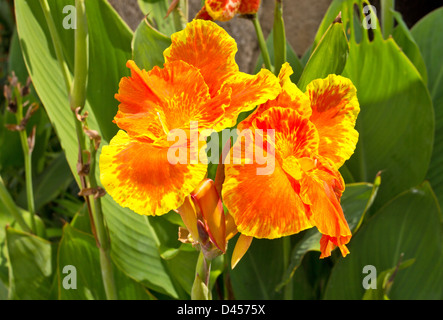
[196,0,261,22]
[99,19,280,217]
[222,63,360,258]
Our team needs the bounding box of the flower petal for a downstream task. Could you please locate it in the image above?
[114,60,230,140]
[231,234,253,269]
[214,68,281,131]
[238,0,261,15]
[306,74,360,168]
[205,0,241,21]
[299,158,351,258]
[222,114,314,238]
[238,63,310,131]
[99,130,207,216]
[164,19,239,96]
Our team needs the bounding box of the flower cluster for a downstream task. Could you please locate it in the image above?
[99,18,360,264]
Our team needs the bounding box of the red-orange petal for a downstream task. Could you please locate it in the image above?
[222,109,317,239]
[99,131,208,216]
[115,60,230,141]
[238,63,310,131]
[238,0,261,15]
[205,0,241,21]
[164,20,239,96]
[299,158,351,258]
[306,74,360,168]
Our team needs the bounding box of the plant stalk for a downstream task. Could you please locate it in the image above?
[252,15,273,72]
[15,95,37,233]
[273,0,286,75]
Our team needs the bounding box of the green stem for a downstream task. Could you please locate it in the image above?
[0,176,32,234]
[381,0,395,39]
[38,0,72,94]
[15,96,37,233]
[72,0,117,300]
[192,251,212,300]
[273,0,286,75]
[282,236,292,299]
[252,15,273,72]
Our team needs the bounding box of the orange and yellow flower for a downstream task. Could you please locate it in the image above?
[196,0,261,22]
[222,63,360,258]
[99,19,280,217]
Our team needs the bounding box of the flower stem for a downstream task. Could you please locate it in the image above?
[192,251,212,300]
[273,0,286,75]
[252,15,273,72]
[15,95,37,233]
[72,0,117,300]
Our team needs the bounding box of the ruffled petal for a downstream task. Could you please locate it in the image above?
[214,68,281,131]
[99,131,207,216]
[164,19,239,96]
[299,158,351,258]
[222,154,313,239]
[306,74,360,168]
[205,0,241,21]
[222,110,315,238]
[114,60,230,140]
[238,63,310,131]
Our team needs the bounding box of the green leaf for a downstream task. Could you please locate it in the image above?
[133,17,171,71]
[58,224,153,300]
[6,227,56,300]
[362,256,415,300]
[391,10,428,84]
[324,182,443,299]
[15,0,179,298]
[229,237,285,300]
[297,20,349,91]
[17,153,73,211]
[411,7,443,211]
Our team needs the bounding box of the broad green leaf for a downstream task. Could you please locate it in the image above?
[229,237,287,300]
[391,10,428,84]
[314,0,434,208]
[411,7,443,211]
[276,181,379,291]
[57,224,153,300]
[324,182,443,300]
[15,0,179,298]
[362,257,415,300]
[17,153,73,211]
[133,17,171,71]
[297,20,349,91]
[6,227,56,300]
